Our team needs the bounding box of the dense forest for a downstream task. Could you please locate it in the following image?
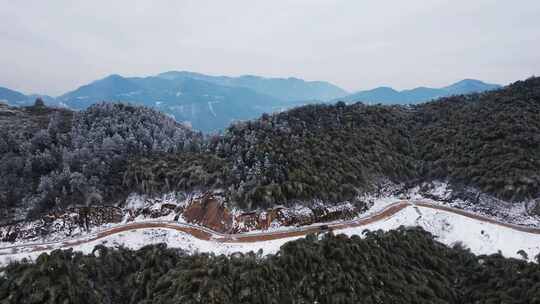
[413,78,540,201]
[125,103,416,209]
[1,227,539,303]
[0,101,202,223]
[126,77,540,209]
[1,77,540,222]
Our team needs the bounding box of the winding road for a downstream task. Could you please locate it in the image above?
[1,201,540,256]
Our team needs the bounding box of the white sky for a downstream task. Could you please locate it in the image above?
[1,0,539,96]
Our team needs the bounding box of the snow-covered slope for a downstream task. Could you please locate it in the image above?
[340,205,540,260]
[2,201,539,266]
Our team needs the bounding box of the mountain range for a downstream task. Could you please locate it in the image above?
[338,79,501,104]
[0,73,500,131]
[1,76,539,304]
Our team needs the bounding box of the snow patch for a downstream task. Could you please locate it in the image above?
[125,192,191,211]
[117,91,142,97]
[0,228,303,266]
[405,181,540,228]
[207,101,219,117]
[340,205,540,261]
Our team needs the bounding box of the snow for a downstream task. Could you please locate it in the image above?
[207,101,219,117]
[2,183,540,266]
[125,192,191,211]
[125,194,148,210]
[339,205,540,260]
[2,202,540,266]
[117,91,141,97]
[280,204,313,218]
[326,202,355,213]
[0,228,303,266]
[405,181,540,228]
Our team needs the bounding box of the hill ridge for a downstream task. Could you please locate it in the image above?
[339,78,501,104]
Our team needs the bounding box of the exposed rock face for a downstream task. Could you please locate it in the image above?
[231,203,359,233]
[182,194,233,233]
[180,194,361,233]
[0,206,123,243]
[233,208,283,232]
[1,192,362,242]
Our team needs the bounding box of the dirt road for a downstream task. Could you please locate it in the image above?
[1,201,539,256]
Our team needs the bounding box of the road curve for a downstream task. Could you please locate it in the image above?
[1,201,539,256]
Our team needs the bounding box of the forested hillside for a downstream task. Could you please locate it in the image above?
[125,103,416,209]
[413,78,540,201]
[1,227,539,303]
[2,77,540,222]
[126,77,540,210]
[0,101,201,223]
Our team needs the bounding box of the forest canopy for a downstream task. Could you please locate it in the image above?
[1,227,539,304]
[126,77,540,209]
[1,77,540,221]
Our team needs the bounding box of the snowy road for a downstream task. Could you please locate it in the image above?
[1,201,540,263]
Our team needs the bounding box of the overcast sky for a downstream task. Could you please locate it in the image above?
[1,0,540,96]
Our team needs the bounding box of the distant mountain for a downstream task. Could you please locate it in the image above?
[339,79,501,104]
[157,71,348,101]
[0,87,29,105]
[442,79,501,95]
[59,74,142,109]
[58,74,285,132]
[2,75,501,132]
[57,71,349,132]
[0,86,58,107]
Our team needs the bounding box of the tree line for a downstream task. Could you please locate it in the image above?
[1,77,540,221]
[1,227,539,303]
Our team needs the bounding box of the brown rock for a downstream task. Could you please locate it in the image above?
[161,203,177,212]
[183,194,233,233]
